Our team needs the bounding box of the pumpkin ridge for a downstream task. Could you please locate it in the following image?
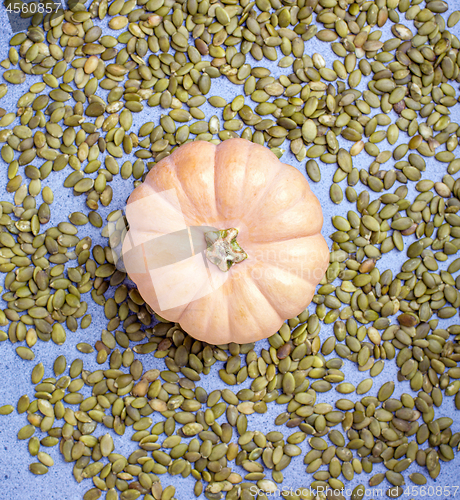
[252,257,312,302]
[180,287,232,343]
[213,139,250,219]
[175,258,218,323]
[212,141,225,220]
[247,192,323,244]
[125,184,191,248]
[243,167,309,227]
[152,154,196,226]
[203,288,226,339]
[171,142,219,223]
[244,270,285,322]
[165,154,191,222]
[236,149,285,223]
[247,237,326,274]
[144,156,196,226]
[213,142,218,217]
[248,226,322,244]
[227,271,283,341]
[172,157,209,226]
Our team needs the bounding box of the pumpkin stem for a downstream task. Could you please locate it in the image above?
[204,228,248,272]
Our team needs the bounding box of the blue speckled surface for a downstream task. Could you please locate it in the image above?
[0,2,459,499]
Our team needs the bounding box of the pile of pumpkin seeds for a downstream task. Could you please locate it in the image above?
[0,0,460,498]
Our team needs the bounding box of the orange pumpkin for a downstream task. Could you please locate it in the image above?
[122,138,329,344]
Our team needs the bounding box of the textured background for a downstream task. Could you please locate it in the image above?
[0,1,459,499]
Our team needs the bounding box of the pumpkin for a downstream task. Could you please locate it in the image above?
[122,138,329,344]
